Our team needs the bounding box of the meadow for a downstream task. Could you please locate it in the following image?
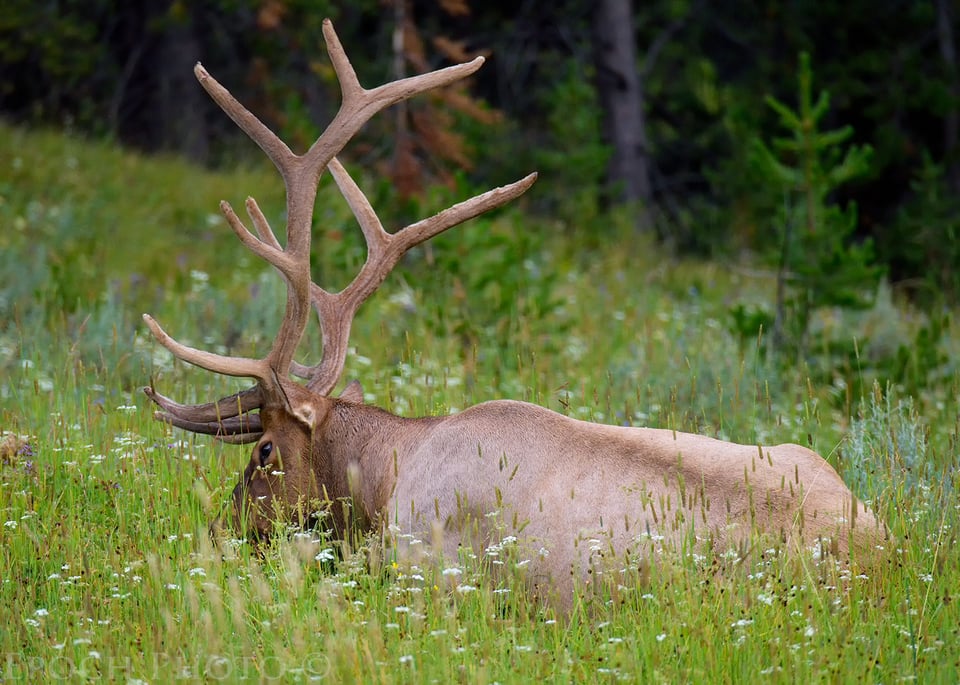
[1,121,958,682]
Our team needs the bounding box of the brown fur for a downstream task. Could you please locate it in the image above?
[229,381,885,604]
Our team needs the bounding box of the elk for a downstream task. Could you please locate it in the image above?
[143,19,884,605]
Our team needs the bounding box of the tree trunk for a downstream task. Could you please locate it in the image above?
[157,9,208,163]
[937,0,960,194]
[592,0,653,231]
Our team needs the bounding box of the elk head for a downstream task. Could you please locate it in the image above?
[143,20,536,538]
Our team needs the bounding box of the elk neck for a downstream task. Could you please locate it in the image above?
[312,397,443,525]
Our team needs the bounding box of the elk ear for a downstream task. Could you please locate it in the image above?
[290,400,320,430]
[338,380,364,404]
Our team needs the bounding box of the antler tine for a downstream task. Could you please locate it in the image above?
[194,63,296,178]
[142,314,268,379]
[153,411,264,444]
[303,159,538,395]
[144,385,263,423]
[303,20,486,175]
[143,385,264,443]
[386,172,539,256]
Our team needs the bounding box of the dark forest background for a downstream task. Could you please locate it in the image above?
[3,0,960,307]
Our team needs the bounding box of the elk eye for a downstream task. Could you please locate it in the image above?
[258,441,273,467]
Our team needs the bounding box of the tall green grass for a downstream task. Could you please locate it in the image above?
[1,122,958,681]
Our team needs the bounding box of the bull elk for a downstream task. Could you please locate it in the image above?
[143,19,884,605]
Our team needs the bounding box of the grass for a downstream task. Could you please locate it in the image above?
[1,120,958,681]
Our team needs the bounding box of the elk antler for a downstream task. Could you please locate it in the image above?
[144,19,536,441]
[143,386,264,443]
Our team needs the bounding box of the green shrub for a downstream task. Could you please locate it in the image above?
[888,155,960,305]
[730,53,881,363]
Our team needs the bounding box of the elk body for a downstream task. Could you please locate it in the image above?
[143,20,884,605]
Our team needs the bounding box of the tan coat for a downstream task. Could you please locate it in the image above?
[233,385,885,603]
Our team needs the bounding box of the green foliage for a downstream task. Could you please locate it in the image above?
[733,53,881,362]
[888,155,960,305]
[0,0,105,124]
[846,383,928,499]
[876,312,951,397]
[844,381,956,547]
[530,61,611,229]
[2,125,960,682]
